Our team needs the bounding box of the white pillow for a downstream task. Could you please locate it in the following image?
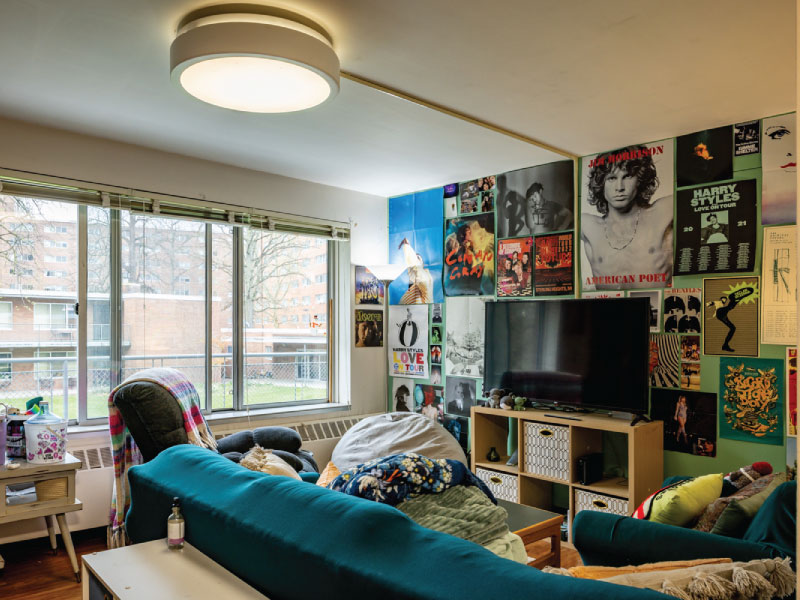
[240,445,302,480]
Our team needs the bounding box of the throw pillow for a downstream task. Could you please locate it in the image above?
[316,461,341,487]
[694,472,779,532]
[647,473,723,527]
[239,445,302,480]
[711,473,786,538]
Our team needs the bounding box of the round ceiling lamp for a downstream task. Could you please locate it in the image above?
[170,5,340,113]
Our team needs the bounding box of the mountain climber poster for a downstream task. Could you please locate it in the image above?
[497,237,533,297]
[761,225,797,345]
[354,266,384,305]
[734,120,760,156]
[787,348,797,436]
[388,305,429,379]
[391,378,414,412]
[443,213,495,296]
[663,288,702,333]
[496,160,574,238]
[675,179,758,275]
[388,188,444,305]
[628,289,662,333]
[703,277,760,357]
[719,357,784,446]
[762,113,796,225]
[534,232,574,296]
[580,140,674,291]
[651,389,717,457]
[676,125,733,187]
[648,334,680,388]
[354,309,383,347]
[445,297,484,377]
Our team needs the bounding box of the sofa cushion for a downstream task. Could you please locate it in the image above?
[316,461,340,487]
[239,446,302,480]
[711,474,786,538]
[332,412,467,470]
[642,473,723,527]
[694,472,779,532]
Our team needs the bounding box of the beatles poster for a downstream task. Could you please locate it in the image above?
[649,334,680,388]
[497,237,533,297]
[663,288,702,333]
[445,297,484,377]
[762,113,796,225]
[391,378,414,412]
[354,266,384,305]
[354,309,383,347]
[651,389,717,457]
[676,125,733,187]
[443,213,495,296]
[534,233,573,296]
[787,348,797,436]
[703,277,760,357]
[580,140,674,291]
[761,226,796,345]
[628,289,662,333]
[388,305,429,379]
[496,161,574,238]
[734,120,760,156]
[720,358,784,446]
[675,179,757,275]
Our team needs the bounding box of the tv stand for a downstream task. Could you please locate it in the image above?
[630,414,652,426]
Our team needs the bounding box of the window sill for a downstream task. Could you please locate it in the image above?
[67,402,351,434]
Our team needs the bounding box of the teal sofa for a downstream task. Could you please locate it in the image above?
[126,446,668,600]
[573,481,796,568]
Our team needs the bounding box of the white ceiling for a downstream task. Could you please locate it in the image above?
[0,0,794,197]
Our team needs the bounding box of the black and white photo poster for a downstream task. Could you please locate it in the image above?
[388,305,429,379]
[580,141,674,291]
[391,378,414,412]
[445,297,485,377]
[496,161,574,238]
[675,180,757,275]
[663,288,702,333]
[445,376,477,417]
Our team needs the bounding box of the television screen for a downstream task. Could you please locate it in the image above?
[484,298,650,414]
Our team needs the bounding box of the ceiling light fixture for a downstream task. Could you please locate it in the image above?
[170,5,340,113]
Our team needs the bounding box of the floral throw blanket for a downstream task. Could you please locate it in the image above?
[328,452,495,506]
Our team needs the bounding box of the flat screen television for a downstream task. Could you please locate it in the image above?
[484,298,650,414]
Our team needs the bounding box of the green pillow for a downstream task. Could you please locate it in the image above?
[649,473,724,527]
[711,473,786,538]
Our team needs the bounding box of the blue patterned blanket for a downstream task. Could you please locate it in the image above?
[328,453,495,506]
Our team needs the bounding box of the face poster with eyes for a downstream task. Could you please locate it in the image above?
[762,113,796,225]
[580,140,674,292]
[674,179,757,275]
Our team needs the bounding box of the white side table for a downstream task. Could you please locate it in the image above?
[81,539,269,599]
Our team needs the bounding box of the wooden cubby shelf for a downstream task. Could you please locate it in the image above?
[471,406,663,542]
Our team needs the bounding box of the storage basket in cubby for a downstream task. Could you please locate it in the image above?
[523,421,569,482]
[574,489,628,516]
[475,468,518,503]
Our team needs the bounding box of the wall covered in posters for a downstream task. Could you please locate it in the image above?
[385,112,794,477]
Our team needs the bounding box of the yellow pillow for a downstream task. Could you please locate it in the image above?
[316,461,341,488]
[649,473,723,527]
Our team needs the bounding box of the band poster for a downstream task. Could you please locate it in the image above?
[355,309,383,347]
[445,297,485,377]
[663,288,702,333]
[443,213,495,296]
[719,357,784,446]
[734,120,760,157]
[388,305,429,379]
[787,348,797,437]
[534,233,574,296]
[355,266,384,305]
[650,389,717,457]
[580,140,674,291]
[703,277,760,357]
[497,237,533,297]
[761,225,797,345]
[675,179,757,275]
[762,113,796,225]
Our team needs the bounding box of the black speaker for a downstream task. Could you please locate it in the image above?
[577,452,604,485]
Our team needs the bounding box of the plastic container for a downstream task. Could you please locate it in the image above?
[25,401,67,464]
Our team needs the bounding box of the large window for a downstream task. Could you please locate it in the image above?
[0,191,339,423]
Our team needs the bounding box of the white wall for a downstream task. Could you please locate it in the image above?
[0,116,388,418]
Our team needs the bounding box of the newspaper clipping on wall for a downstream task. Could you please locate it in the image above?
[761,225,797,345]
[388,305,429,379]
[675,179,757,275]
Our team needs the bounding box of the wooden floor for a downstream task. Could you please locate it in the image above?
[0,528,581,599]
[0,527,107,600]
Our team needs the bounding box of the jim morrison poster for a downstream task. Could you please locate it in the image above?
[387,305,429,379]
[675,179,757,275]
[580,140,674,291]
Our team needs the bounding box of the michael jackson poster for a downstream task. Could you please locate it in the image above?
[675,179,757,275]
[497,237,533,297]
[443,213,495,296]
[388,305,429,379]
[580,140,674,292]
[534,233,573,296]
